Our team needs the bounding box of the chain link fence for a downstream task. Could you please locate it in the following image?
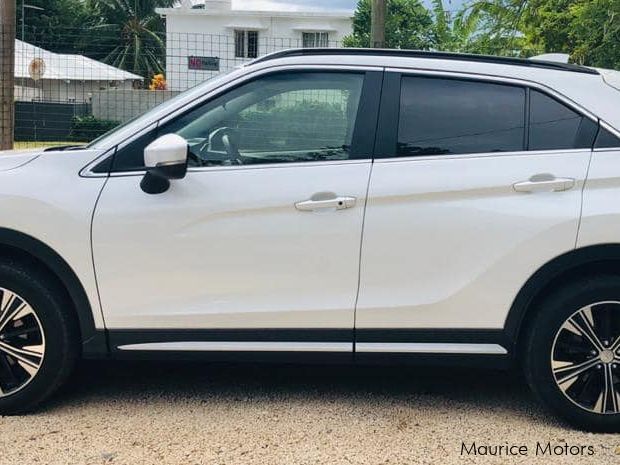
[8,28,343,149]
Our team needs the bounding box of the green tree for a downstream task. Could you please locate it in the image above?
[570,0,620,68]
[467,0,620,68]
[87,0,174,78]
[343,0,434,49]
[455,0,530,56]
[523,0,620,68]
[15,0,89,53]
[430,0,483,52]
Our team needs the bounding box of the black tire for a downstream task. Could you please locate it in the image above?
[0,258,79,415]
[523,275,620,432]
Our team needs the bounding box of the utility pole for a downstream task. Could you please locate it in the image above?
[0,0,16,150]
[370,0,386,48]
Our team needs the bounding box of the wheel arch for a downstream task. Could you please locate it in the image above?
[506,244,620,354]
[0,227,107,357]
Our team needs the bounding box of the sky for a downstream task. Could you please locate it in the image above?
[235,0,468,13]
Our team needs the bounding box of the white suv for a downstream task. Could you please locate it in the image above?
[1,49,620,431]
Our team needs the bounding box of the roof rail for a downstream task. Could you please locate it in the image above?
[251,48,600,75]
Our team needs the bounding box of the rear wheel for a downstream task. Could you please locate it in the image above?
[524,276,620,432]
[0,259,79,414]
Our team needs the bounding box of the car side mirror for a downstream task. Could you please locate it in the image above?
[140,134,189,194]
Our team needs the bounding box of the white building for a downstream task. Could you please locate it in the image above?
[14,39,142,103]
[157,0,353,91]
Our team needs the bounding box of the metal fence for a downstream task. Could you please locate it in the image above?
[7,28,343,148]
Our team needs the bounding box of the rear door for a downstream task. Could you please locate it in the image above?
[356,70,596,354]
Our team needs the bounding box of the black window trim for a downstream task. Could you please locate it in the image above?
[92,67,384,175]
[374,70,599,160]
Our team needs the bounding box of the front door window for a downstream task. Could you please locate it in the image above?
[163,72,364,167]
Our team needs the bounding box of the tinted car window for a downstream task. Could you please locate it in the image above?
[110,73,364,171]
[397,77,526,156]
[163,72,364,167]
[529,90,584,151]
[595,127,620,149]
[111,130,157,172]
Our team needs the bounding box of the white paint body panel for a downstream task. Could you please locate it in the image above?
[356,151,591,329]
[92,162,371,329]
[0,149,41,171]
[0,149,108,328]
[577,149,620,247]
[3,53,620,350]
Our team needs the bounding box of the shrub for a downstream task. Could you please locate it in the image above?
[69,116,120,142]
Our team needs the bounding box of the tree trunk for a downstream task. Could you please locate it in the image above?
[371,0,386,48]
[0,0,16,150]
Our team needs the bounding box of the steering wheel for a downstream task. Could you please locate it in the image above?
[206,127,242,165]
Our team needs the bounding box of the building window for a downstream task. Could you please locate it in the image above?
[235,30,259,58]
[302,32,329,48]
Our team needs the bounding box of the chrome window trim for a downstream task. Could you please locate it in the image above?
[373,148,592,164]
[81,64,382,177]
[103,159,372,178]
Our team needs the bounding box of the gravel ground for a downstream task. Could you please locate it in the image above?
[0,361,618,465]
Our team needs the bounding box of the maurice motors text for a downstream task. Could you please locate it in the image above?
[461,441,596,457]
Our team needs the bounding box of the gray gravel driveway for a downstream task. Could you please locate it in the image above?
[0,361,618,465]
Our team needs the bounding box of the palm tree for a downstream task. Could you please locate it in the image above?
[87,0,175,79]
[431,0,483,52]
[458,0,531,56]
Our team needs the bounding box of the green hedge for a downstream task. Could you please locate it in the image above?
[69,116,120,142]
[235,101,350,151]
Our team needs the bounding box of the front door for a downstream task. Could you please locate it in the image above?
[92,70,381,351]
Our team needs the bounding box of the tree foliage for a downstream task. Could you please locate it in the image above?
[343,0,434,49]
[460,0,619,67]
[430,0,484,53]
[86,0,175,78]
[522,0,620,68]
[16,0,89,53]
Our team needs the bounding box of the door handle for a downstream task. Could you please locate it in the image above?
[513,175,575,193]
[295,196,356,211]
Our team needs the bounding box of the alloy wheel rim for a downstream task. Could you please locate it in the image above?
[551,301,620,414]
[0,287,45,397]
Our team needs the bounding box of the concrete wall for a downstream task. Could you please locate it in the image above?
[91,89,180,123]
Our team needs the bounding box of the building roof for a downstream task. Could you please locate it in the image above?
[14,39,142,82]
[157,0,352,19]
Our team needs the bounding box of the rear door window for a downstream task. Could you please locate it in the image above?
[529,90,585,151]
[397,76,526,156]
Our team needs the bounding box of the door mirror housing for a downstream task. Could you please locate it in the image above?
[140,134,189,194]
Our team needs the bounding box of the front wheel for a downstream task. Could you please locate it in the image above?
[524,276,620,432]
[0,259,79,414]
